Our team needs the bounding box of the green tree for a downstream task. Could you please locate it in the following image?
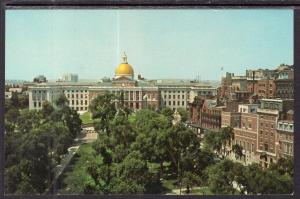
[205,160,237,194]
[204,127,234,159]
[182,171,201,194]
[231,144,245,161]
[177,107,189,123]
[89,92,117,135]
[269,157,293,177]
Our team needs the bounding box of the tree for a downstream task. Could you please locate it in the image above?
[243,163,293,194]
[110,114,136,148]
[182,171,201,194]
[89,92,117,135]
[269,157,293,177]
[55,94,68,108]
[41,101,54,119]
[219,126,234,158]
[161,107,174,126]
[177,107,189,123]
[4,93,81,194]
[10,92,19,108]
[231,144,245,161]
[205,160,237,194]
[203,127,234,159]
[5,108,19,125]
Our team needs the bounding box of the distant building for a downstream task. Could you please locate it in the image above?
[61,73,79,82]
[9,87,23,93]
[33,75,47,83]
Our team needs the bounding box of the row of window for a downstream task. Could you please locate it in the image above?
[67,94,88,99]
[65,90,88,93]
[164,101,185,106]
[161,90,189,94]
[69,100,88,106]
[33,101,42,108]
[163,94,187,100]
[259,143,274,153]
[72,106,88,111]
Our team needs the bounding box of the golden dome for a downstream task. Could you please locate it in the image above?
[115,52,134,76]
[115,63,134,75]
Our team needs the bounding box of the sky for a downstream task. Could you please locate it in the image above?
[5,9,293,81]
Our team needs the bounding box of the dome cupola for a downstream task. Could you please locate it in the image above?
[115,52,134,80]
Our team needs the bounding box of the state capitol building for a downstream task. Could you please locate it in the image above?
[28,53,217,113]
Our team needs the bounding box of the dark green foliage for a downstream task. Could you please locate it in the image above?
[205,160,294,195]
[71,93,293,194]
[4,95,82,194]
[89,92,117,135]
[203,127,234,159]
[177,107,189,123]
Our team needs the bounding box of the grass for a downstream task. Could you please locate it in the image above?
[162,179,177,191]
[80,112,93,125]
[190,187,213,195]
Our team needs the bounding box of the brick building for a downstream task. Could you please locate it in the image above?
[232,112,260,165]
[276,120,294,158]
[257,79,276,99]
[275,79,294,99]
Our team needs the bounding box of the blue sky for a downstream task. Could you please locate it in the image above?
[6,9,293,81]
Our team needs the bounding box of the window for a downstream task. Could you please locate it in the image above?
[182,95,185,99]
[178,101,180,106]
[72,100,74,105]
[34,102,36,107]
[178,95,180,99]
[173,101,175,106]
[169,101,171,106]
[182,101,185,106]
[264,143,269,151]
[85,100,88,105]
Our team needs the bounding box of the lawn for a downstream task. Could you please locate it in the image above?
[80,112,93,124]
[190,187,213,195]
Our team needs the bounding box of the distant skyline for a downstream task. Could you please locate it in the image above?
[6,9,293,81]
